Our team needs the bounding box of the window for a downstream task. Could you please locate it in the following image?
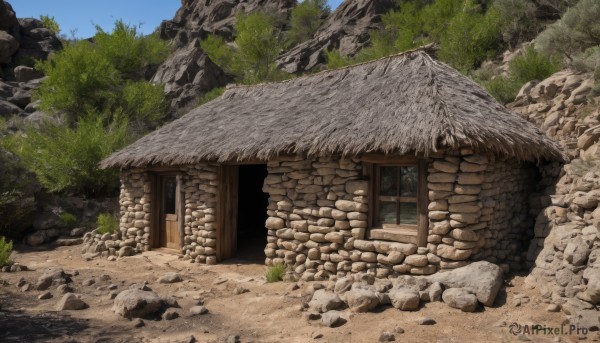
[364,156,427,246]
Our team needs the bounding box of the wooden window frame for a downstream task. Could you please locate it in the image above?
[363,155,428,247]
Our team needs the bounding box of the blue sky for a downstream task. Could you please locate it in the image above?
[11,0,344,38]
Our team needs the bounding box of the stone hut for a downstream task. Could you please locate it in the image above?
[99,49,564,280]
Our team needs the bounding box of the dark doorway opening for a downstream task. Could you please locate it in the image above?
[234,164,268,262]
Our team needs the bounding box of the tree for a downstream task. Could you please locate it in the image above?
[202,11,287,83]
[288,0,330,46]
[39,15,60,35]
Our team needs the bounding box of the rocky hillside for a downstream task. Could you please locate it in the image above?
[0,1,61,123]
[508,70,600,324]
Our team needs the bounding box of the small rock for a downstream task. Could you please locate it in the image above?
[233,286,249,295]
[158,272,183,284]
[82,279,95,286]
[38,291,53,300]
[113,289,163,318]
[107,256,117,262]
[308,289,342,313]
[303,312,322,321]
[108,284,118,290]
[547,304,561,312]
[321,310,342,327]
[162,296,179,308]
[388,288,420,311]
[163,308,180,320]
[21,283,33,292]
[176,335,196,343]
[109,291,118,300]
[57,284,74,294]
[56,293,87,311]
[442,288,478,312]
[417,317,436,325]
[99,274,111,281]
[16,278,27,288]
[312,332,323,339]
[189,306,208,315]
[379,331,395,342]
[212,277,227,285]
[226,335,240,343]
[132,318,144,328]
[290,283,300,291]
[393,326,405,334]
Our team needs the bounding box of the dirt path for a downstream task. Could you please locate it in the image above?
[0,244,593,343]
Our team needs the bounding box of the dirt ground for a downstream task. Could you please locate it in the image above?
[0,244,595,343]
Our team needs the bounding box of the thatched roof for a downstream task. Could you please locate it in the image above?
[101,49,565,169]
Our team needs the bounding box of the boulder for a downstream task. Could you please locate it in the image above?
[56,293,87,311]
[344,288,379,312]
[442,288,478,312]
[112,289,163,318]
[14,66,44,83]
[321,310,342,327]
[388,287,420,311]
[189,305,208,315]
[0,30,18,63]
[0,0,18,31]
[0,100,21,117]
[158,272,183,284]
[308,289,343,313]
[426,261,503,306]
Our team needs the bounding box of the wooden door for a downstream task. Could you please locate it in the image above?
[160,176,180,250]
[217,165,239,261]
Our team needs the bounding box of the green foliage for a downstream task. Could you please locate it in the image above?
[0,236,12,267]
[536,0,600,61]
[93,20,169,79]
[97,213,118,234]
[3,115,128,196]
[265,263,286,283]
[509,46,562,83]
[35,21,168,123]
[202,11,287,83]
[325,50,352,69]
[40,15,60,35]
[36,41,120,117]
[288,0,330,46]
[327,0,502,72]
[197,87,225,106]
[481,75,522,104]
[60,212,77,228]
[493,0,538,47]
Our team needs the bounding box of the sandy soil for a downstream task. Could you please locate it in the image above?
[0,244,594,343]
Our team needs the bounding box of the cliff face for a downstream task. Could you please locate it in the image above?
[152,0,296,114]
[277,0,397,73]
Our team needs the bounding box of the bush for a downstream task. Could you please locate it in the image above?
[0,236,13,267]
[97,213,118,235]
[3,115,128,196]
[482,75,522,104]
[40,15,60,35]
[120,81,167,126]
[60,212,77,228]
[493,0,538,47]
[202,11,287,83]
[536,0,600,61]
[288,0,330,46]
[265,263,286,283]
[509,46,562,83]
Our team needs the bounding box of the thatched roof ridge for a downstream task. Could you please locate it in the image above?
[101,49,565,169]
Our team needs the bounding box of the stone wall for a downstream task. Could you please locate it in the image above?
[263,152,537,280]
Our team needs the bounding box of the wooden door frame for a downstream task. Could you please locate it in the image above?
[151,172,185,251]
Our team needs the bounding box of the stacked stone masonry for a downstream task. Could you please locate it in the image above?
[88,152,537,277]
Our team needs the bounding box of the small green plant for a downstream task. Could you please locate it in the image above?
[59,212,77,228]
[482,75,522,104]
[97,213,118,235]
[0,236,13,267]
[509,46,562,84]
[265,263,286,283]
[40,15,60,35]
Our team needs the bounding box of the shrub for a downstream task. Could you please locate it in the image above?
[3,115,128,196]
[120,81,167,126]
[509,46,563,83]
[493,0,538,47]
[0,236,12,267]
[265,263,286,283]
[202,11,287,83]
[40,15,60,35]
[288,0,330,46]
[97,213,118,235]
[60,212,77,228]
[482,75,522,104]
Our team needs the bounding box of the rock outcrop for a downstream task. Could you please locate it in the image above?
[511,69,600,321]
[277,0,398,74]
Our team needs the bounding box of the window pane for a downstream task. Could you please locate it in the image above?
[379,166,398,196]
[400,166,417,197]
[399,202,417,225]
[378,202,397,225]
